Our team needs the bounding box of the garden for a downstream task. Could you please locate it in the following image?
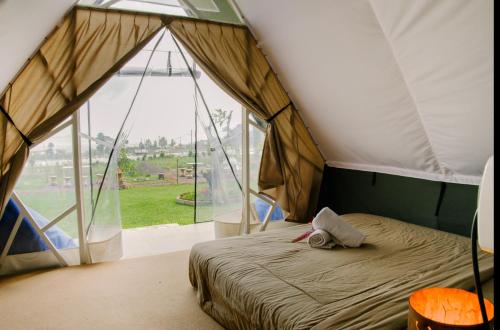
[117,150,215,227]
[15,150,216,235]
[15,105,245,231]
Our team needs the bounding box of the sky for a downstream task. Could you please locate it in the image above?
[35,29,242,152]
[85,31,242,146]
[35,0,242,151]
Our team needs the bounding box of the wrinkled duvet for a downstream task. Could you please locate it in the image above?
[189,213,493,329]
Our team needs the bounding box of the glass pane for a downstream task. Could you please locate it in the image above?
[193,64,243,224]
[247,112,286,224]
[79,134,95,232]
[9,124,80,265]
[88,154,122,243]
[80,137,122,243]
[80,31,199,229]
[0,201,79,257]
[249,194,265,224]
[249,123,266,192]
[251,194,285,223]
[249,112,267,130]
[209,145,242,224]
[46,209,79,249]
[110,0,187,16]
[194,108,213,223]
[15,125,76,222]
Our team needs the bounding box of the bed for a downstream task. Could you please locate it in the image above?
[189,213,493,329]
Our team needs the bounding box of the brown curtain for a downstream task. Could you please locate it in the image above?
[0,7,163,213]
[0,8,324,222]
[167,19,324,221]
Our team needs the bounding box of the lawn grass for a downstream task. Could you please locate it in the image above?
[119,184,197,228]
[16,171,213,231]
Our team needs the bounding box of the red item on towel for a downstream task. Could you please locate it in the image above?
[291,229,313,243]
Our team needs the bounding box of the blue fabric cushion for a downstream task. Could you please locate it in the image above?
[253,198,284,222]
[0,198,76,255]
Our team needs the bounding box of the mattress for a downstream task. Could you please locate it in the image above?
[189,213,493,329]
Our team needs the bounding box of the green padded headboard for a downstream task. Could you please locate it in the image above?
[316,166,478,237]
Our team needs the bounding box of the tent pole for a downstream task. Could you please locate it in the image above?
[193,71,198,224]
[242,108,250,234]
[0,213,23,267]
[72,111,90,264]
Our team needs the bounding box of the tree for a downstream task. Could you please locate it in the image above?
[159,136,167,148]
[118,148,136,176]
[170,138,176,147]
[46,142,55,158]
[139,141,145,149]
[96,132,113,155]
[145,138,152,150]
[118,132,129,146]
[96,133,105,154]
[29,157,36,167]
[212,109,233,137]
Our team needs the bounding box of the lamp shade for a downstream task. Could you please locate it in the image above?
[408,287,494,328]
[477,156,494,252]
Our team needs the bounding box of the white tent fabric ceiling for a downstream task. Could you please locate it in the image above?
[0,0,77,96]
[234,0,493,185]
[0,0,493,185]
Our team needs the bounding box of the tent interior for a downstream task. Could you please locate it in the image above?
[0,0,494,329]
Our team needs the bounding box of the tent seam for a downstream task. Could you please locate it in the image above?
[230,3,327,162]
[368,1,445,175]
[326,160,481,185]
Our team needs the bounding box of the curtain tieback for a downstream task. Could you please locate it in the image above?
[266,102,292,124]
[0,105,32,146]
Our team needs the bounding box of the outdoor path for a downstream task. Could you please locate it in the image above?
[122,222,215,259]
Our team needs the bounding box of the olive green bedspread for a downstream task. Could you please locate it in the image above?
[189,213,493,329]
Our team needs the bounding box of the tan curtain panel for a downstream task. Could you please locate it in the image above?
[0,7,163,213]
[0,7,323,221]
[167,19,324,221]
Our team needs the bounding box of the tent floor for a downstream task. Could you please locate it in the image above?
[0,250,223,330]
[122,221,215,259]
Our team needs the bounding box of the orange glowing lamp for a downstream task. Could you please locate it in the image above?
[408,287,494,329]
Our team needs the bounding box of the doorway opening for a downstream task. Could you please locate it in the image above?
[1,28,285,275]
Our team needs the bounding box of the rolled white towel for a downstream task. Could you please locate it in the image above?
[312,207,365,247]
[308,229,336,249]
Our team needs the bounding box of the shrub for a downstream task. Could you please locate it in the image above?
[179,190,211,201]
[118,149,137,176]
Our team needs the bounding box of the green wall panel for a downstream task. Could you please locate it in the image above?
[317,166,478,237]
[438,183,478,236]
